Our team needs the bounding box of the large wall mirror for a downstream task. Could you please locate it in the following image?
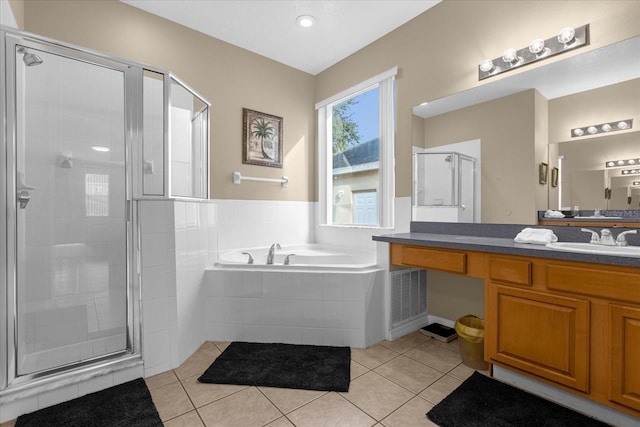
[412,36,640,224]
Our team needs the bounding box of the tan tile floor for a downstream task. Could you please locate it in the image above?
[148,331,485,427]
[0,331,485,427]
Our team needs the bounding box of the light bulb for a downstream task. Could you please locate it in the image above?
[557,27,576,45]
[607,162,615,167]
[617,121,629,130]
[573,128,584,136]
[296,15,315,28]
[629,159,637,164]
[601,123,612,132]
[479,59,494,73]
[587,126,598,134]
[617,160,625,165]
[502,48,518,63]
[528,38,545,54]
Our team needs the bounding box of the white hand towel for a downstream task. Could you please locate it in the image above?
[544,210,565,218]
[514,228,559,245]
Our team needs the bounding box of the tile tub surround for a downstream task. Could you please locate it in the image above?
[373,221,640,267]
[203,267,386,348]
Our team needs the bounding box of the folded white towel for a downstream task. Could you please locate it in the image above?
[544,210,565,218]
[514,228,559,245]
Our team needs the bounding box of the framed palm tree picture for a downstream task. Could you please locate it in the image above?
[242,108,283,168]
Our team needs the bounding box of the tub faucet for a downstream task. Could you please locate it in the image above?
[267,243,281,264]
[241,252,254,264]
[283,254,295,265]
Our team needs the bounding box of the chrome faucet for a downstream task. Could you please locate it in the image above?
[241,252,254,264]
[267,243,281,265]
[615,230,637,246]
[581,228,600,244]
[582,228,637,246]
[283,254,296,265]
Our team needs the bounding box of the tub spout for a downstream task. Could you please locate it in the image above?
[267,243,281,264]
[283,254,296,265]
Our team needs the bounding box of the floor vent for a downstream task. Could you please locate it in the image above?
[390,268,427,329]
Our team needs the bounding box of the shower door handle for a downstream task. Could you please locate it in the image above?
[17,190,31,209]
[16,172,35,209]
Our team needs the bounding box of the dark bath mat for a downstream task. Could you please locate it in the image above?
[16,378,162,427]
[427,371,609,427]
[198,341,351,392]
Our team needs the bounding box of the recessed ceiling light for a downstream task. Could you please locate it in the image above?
[296,15,315,28]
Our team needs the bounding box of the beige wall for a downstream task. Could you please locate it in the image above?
[8,0,23,28]
[22,0,315,201]
[315,0,640,199]
[423,90,538,224]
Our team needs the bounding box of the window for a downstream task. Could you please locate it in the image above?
[316,67,396,227]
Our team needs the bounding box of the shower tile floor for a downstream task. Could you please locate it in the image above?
[1,331,485,426]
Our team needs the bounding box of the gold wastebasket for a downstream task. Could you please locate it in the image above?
[455,315,489,370]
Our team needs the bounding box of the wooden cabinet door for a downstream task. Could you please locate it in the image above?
[486,283,590,392]
[610,304,640,411]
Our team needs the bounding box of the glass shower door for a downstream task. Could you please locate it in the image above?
[13,42,130,376]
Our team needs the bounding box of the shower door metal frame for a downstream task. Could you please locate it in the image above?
[1,28,143,390]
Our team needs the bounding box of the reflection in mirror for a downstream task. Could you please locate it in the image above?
[412,36,640,222]
[550,78,639,211]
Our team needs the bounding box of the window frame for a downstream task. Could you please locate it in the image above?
[316,66,396,228]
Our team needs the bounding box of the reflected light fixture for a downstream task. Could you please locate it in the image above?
[633,181,640,186]
[571,119,633,138]
[91,145,110,152]
[621,169,640,175]
[296,15,315,28]
[478,24,589,80]
[605,158,640,168]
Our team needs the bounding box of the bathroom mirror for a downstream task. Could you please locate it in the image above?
[412,36,640,222]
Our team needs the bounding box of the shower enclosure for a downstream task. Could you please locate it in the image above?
[412,152,476,222]
[1,26,209,402]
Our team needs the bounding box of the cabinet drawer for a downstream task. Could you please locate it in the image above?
[547,264,640,304]
[392,245,466,274]
[489,257,532,286]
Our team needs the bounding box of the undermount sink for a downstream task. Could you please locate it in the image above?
[546,242,640,257]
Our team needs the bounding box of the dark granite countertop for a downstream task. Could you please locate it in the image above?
[372,222,640,268]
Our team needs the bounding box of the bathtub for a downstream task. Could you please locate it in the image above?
[215,244,376,271]
[204,244,385,348]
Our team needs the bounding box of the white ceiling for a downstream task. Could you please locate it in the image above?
[120,0,440,75]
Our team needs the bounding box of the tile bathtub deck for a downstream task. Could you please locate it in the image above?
[0,331,484,427]
[148,331,484,427]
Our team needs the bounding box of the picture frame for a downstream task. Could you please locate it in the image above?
[242,108,283,168]
[539,162,548,184]
[551,167,558,188]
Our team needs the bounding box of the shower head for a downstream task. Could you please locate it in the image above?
[17,46,43,67]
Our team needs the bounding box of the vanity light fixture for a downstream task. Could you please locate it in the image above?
[478,24,589,80]
[571,119,633,138]
[621,169,640,175]
[633,181,640,186]
[605,158,640,168]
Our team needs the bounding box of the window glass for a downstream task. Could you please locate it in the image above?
[331,87,380,225]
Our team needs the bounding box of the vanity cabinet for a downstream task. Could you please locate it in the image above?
[485,282,590,392]
[610,304,640,412]
[387,242,640,418]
